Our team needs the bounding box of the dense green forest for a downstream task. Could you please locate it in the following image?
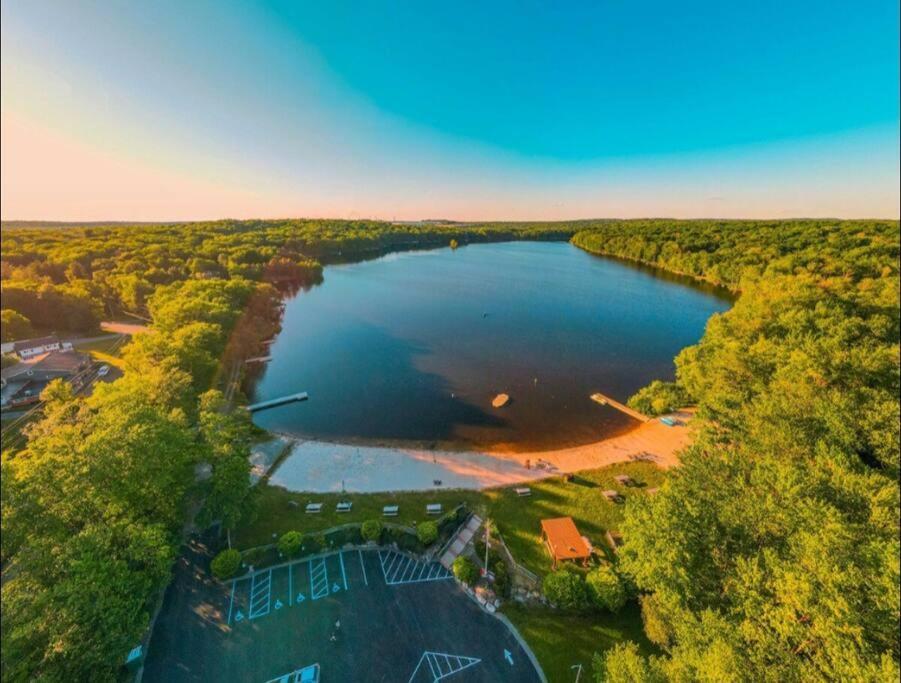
[575,220,899,682]
[1,218,898,681]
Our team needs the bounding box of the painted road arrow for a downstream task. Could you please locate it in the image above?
[504,649,514,666]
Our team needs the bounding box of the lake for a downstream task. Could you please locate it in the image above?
[250,241,731,452]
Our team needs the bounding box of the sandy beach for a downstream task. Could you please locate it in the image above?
[255,410,694,493]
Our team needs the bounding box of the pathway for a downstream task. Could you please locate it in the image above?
[440,514,482,570]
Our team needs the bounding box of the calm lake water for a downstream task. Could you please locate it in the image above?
[250,241,731,452]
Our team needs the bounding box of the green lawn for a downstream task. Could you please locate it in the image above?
[74,335,126,369]
[236,461,664,577]
[504,602,655,682]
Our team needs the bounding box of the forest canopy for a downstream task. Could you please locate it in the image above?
[1,217,898,681]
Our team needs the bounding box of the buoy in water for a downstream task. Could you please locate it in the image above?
[492,393,510,408]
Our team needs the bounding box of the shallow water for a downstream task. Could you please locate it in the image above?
[250,241,730,451]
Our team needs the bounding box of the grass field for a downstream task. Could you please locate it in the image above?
[504,602,656,682]
[236,461,664,577]
[74,335,127,369]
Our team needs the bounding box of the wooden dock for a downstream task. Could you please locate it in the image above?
[246,392,309,412]
[590,391,650,423]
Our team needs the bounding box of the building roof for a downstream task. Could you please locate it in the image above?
[31,350,88,372]
[541,517,591,561]
[12,335,59,352]
[0,350,88,382]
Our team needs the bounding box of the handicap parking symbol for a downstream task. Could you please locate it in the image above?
[296,593,306,604]
[234,611,245,622]
[274,599,284,610]
[332,583,341,593]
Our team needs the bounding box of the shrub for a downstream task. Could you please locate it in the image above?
[453,556,479,586]
[210,549,242,579]
[586,564,627,612]
[543,568,589,609]
[640,594,674,648]
[491,559,510,597]
[416,521,439,546]
[361,520,383,543]
[627,380,690,417]
[277,530,303,558]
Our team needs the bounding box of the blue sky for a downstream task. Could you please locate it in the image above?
[1,0,898,220]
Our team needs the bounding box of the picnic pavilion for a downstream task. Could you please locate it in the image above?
[540,517,591,569]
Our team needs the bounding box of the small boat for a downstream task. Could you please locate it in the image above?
[590,393,608,405]
[660,416,677,427]
[492,393,510,408]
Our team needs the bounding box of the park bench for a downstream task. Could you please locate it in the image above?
[514,487,531,497]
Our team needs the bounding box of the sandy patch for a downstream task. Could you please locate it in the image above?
[260,410,694,493]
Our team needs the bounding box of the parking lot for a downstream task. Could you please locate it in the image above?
[143,541,542,682]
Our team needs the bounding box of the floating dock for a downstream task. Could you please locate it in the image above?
[589,391,650,423]
[246,392,309,412]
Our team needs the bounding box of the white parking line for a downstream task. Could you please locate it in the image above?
[309,557,329,600]
[249,569,272,619]
[359,550,369,586]
[380,552,454,586]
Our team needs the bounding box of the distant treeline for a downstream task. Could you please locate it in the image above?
[572,219,900,682]
[0,218,573,338]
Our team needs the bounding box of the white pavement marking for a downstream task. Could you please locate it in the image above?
[309,557,329,600]
[339,551,348,590]
[249,569,273,619]
[359,550,369,586]
[380,551,453,586]
[226,581,236,625]
[408,651,482,683]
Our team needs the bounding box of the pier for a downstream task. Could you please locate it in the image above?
[590,391,650,423]
[246,392,309,412]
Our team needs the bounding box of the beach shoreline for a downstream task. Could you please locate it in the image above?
[253,409,694,492]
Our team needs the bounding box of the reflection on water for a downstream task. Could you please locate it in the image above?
[250,242,731,451]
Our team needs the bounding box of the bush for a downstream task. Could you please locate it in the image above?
[491,560,510,597]
[543,568,589,609]
[586,564,627,612]
[210,549,242,579]
[277,531,303,558]
[361,520,383,543]
[627,380,690,417]
[416,521,439,546]
[453,556,479,586]
[640,594,674,648]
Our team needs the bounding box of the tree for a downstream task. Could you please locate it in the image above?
[627,380,690,417]
[416,521,438,546]
[361,520,382,543]
[542,568,589,609]
[593,642,666,683]
[277,531,304,558]
[211,549,242,579]
[452,556,479,586]
[586,564,627,612]
[0,309,33,342]
[197,390,254,546]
